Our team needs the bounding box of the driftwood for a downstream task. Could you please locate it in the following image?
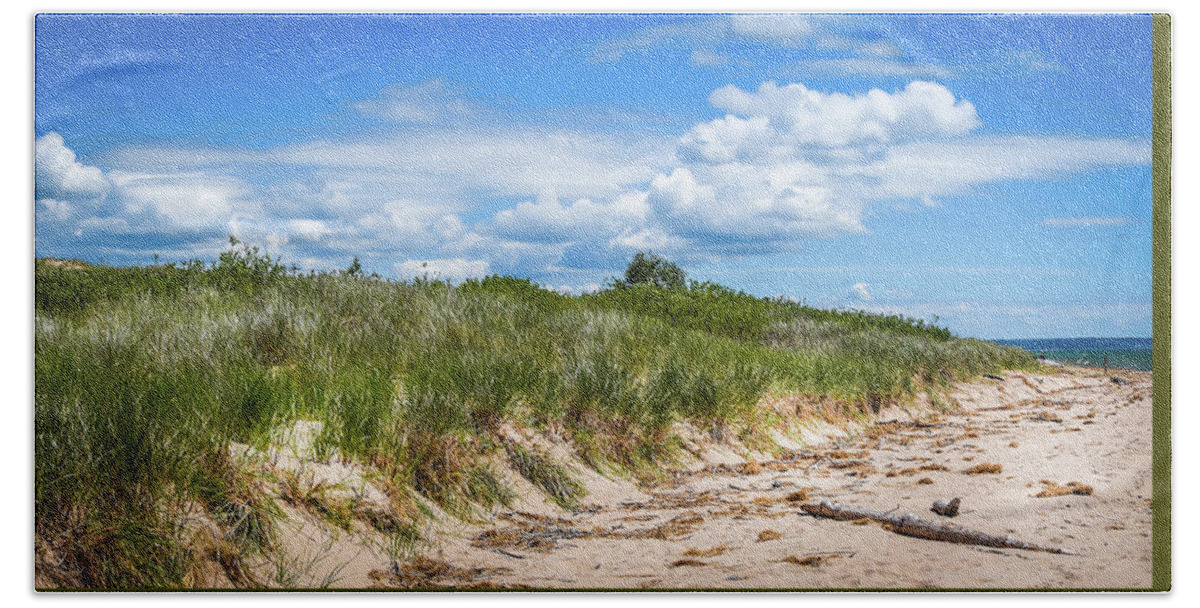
[800,500,1076,555]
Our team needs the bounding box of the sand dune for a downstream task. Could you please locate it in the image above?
[198,366,1153,590]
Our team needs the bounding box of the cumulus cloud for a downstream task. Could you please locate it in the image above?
[37,76,1150,283]
[284,219,333,242]
[489,191,649,244]
[395,258,489,283]
[578,81,983,250]
[586,80,1147,258]
[35,132,264,248]
[80,101,671,271]
[35,132,110,206]
[109,171,255,232]
[355,200,468,250]
[703,81,980,151]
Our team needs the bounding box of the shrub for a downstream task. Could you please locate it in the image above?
[618,251,686,290]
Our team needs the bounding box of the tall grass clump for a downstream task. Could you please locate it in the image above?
[35,246,1034,588]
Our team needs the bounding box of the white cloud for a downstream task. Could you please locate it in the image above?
[490,191,649,244]
[355,200,467,250]
[586,80,1146,259]
[109,171,256,232]
[1043,216,1137,228]
[395,258,490,283]
[797,58,952,79]
[850,281,873,301]
[728,14,813,45]
[38,75,1150,284]
[266,129,669,203]
[590,14,813,62]
[644,165,864,244]
[589,19,726,62]
[607,226,688,253]
[353,79,476,123]
[690,49,730,67]
[860,136,1150,200]
[85,108,671,272]
[605,81,982,248]
[35,132,110,202]
[37,198,73,222]
[284,219,333,242]
[703,81,980,151]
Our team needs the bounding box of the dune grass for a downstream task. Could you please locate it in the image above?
[34,245,1034,588]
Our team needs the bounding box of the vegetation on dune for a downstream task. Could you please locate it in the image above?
[34,242,1035,588]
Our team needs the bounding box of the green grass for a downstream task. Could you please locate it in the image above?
[505,443,585,510]
[34,249,1035,588]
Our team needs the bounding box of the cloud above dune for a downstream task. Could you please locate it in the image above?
[353,79,479,124]
[395,257,490,283]
[36,77,1150,278]
[850,281,873,302]
[36,132,110,202]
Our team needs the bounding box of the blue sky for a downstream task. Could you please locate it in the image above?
[33,13,1153,339]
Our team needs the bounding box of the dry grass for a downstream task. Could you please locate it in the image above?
[471,512,591,553]
[889,462,948,477]
[784,488,812,503]
[40,258,90,270]
[670,559,708,568]
[780,553,847,567]
[682,544,728,558]
[917,477,934,485]
[1032,411,1062,423]
[962,463,1003,475]
[622,512,706,540]
[1017,375,1043,393]
[1035,481,1094,497]
[757,529,782,542]
[375,556,513,589]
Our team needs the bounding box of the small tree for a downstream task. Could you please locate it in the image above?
[213,235,285,283]
[621,251,686,290]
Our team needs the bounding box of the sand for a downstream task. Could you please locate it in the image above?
[226,366,1156,590]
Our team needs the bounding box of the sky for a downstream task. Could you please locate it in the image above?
[32,13,1154,339]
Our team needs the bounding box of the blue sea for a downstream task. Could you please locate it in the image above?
[992,338,1153,372]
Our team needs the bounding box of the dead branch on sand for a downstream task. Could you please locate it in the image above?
[800,500,1076,555]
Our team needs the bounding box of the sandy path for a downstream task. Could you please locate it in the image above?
[376,367,1153,590]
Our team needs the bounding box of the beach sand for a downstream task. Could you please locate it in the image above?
[185,366,1155,590]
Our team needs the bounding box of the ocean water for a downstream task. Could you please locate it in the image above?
[992,338,1153,372]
